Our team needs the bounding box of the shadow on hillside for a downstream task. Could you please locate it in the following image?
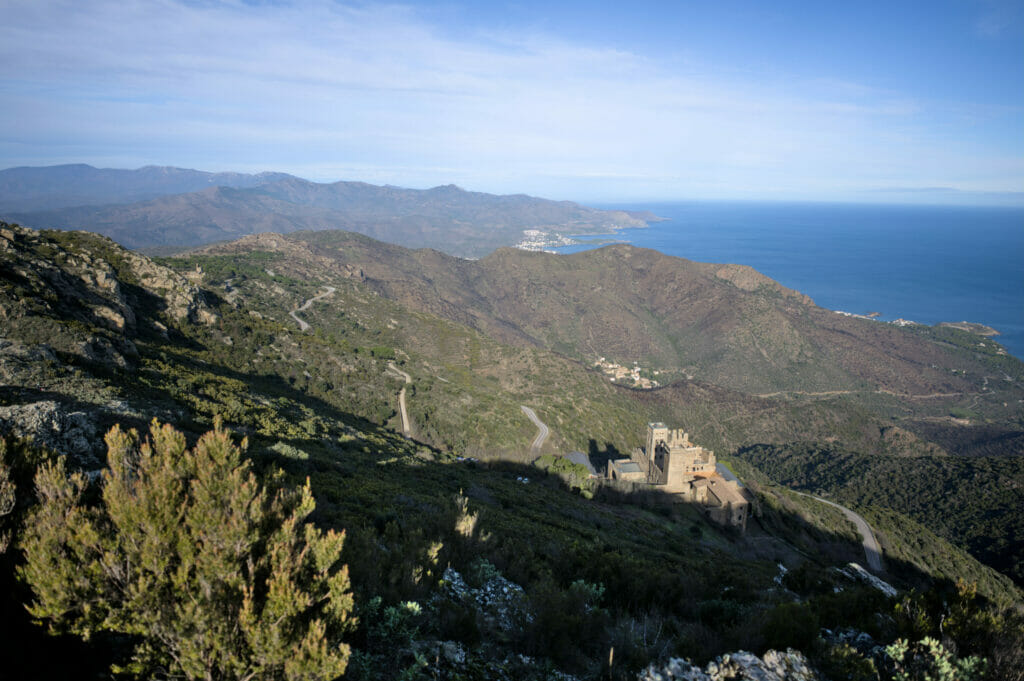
[101,343,413,452]
[587,438,622,475]
[4,337,1018,680]
[3,410,1012,681]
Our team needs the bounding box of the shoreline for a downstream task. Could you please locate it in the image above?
[513,228,629,253]
[522,205,1022,359]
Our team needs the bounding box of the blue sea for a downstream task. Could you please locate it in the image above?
[554,201,1024,359]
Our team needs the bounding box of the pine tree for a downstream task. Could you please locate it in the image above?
[20,418,354,681]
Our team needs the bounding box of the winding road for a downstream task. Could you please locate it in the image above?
[289,286,336,331]
[792,491,883,572]
[386,361,412,437]
[520,405,549,455]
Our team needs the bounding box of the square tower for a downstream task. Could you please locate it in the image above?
[646,422,669,459]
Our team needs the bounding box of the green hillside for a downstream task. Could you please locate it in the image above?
[1,222,1022,680]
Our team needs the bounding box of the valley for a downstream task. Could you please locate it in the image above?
[1,218,1022,680]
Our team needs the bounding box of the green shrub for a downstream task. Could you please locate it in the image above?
[20,418,355,680]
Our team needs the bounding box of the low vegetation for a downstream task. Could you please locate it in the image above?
[21,418,354,680]
[1,222,1022,679]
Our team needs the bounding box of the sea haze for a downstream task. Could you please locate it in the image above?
[555,201,1024,359]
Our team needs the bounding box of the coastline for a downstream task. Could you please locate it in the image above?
[513,227,636,253]
[513,208,664,252]
[540,201,1023,359]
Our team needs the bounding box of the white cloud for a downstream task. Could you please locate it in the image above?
[0,0,1019,202]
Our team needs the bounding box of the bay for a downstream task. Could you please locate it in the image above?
[554,201,1024,359]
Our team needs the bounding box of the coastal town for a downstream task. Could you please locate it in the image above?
[513,229,579,252]
[513,229,624,253]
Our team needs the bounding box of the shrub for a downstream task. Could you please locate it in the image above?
[20,418,355,680]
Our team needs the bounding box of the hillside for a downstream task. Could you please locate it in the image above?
[735,442,1024,584]
[268,230,1024,424]
[1,165,653,256]
[195,229,1024,585]
[1,222,1022,680]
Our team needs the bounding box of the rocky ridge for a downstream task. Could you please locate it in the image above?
[0,223,216,365]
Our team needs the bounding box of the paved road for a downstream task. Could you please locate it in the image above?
[520,406,549,455]
[386,361,412,437]
[289,286,336,331]
[792,490,883,572]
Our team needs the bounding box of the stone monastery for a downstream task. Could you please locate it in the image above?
[607,422,751,531]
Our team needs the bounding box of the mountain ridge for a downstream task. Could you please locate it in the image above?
[0,163,296,212]
[240,230,1023,404]
[1,164,654,256]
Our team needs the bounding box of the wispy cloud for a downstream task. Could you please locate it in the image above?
[0,0,1020,202]
[974,0,1024,37]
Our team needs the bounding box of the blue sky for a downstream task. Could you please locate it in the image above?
[1,0,1022,204]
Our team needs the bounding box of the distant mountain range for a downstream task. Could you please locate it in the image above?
[0,164,655,256]
[0,163,295,212]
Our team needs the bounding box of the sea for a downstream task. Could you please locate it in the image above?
[553,201,1024,359]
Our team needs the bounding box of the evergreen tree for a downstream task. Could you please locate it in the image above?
[20,418,354,681]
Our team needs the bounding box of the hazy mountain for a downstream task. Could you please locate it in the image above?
[1,165,654,256]
[0,163,295,212]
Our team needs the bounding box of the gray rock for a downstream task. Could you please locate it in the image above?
[74,335,127,368]
[441,567,532,633]
[0,338,57,363]
[440,640,465,665]
[639,649,819,681]
[0,400,102,467]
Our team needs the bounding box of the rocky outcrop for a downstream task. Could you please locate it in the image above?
[0,338,68,387]
[441,566,531,633]
[0,223,217,358]
[639,649,819,681]
[111,244,219,324]
[0,400,102,467]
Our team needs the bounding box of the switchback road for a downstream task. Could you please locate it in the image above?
[289,286,336,331]
[520,405,549,455]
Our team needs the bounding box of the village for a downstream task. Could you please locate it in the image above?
[593,356,661,389]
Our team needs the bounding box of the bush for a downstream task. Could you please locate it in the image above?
[20,418,355,680]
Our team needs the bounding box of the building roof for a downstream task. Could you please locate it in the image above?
[613,460,642,474]
[706,478,749,507]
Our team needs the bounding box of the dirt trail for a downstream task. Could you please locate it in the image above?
[753,388,968,400]
[386,361,412,437]
[289,286,336,331]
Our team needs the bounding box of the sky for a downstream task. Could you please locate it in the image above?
[1,0,1022,204]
